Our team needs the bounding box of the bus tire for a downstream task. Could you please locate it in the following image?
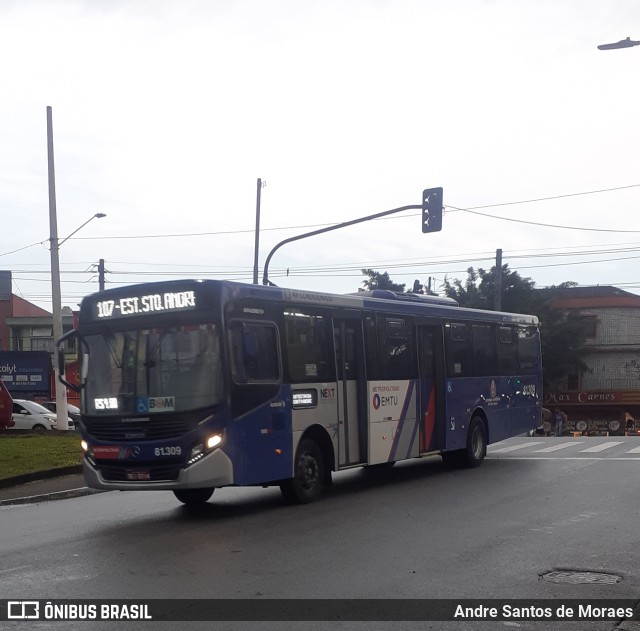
[461,416,486,468]
[173,488,214,505]
[280,438,324,504]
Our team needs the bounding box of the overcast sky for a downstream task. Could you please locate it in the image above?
[1,0,639,311]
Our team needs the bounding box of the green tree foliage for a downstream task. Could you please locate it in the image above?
[443,265,538,312]
[443,266,589,390]
[360,269,406,292]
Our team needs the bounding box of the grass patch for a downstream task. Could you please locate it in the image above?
[0,433,82,480]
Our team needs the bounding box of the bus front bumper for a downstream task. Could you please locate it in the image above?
[83,447,234,491]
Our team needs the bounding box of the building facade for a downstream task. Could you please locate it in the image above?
[543,286,640,435]
[0,271,77,401]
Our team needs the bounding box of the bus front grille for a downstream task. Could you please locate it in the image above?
[85,419,190,441]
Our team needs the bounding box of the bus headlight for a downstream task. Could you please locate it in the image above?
[187,433,223,467]
[81,440,96,466]
[207,434,223,449]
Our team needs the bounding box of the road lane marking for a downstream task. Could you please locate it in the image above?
[486,456,640,460]
[489,442,545,453]
[627,445,640,453]
[0,565,31,575]
[534,442,584,453]
[580,441,624,453]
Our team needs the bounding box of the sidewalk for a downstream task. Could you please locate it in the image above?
[0,468,103,506]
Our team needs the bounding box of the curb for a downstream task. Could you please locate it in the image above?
[0,486,105,506]
[0,465,83,489]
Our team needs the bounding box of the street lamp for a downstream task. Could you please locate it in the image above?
[58,213,107,247]
[597,37,640,50]
[47,106,107,430]
[49,212,106,430]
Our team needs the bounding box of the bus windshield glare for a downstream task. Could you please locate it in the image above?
[83,322,224,415]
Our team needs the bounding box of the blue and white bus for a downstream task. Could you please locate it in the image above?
[57,279,542,506]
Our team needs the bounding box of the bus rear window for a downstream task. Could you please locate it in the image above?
[518,326,540,375]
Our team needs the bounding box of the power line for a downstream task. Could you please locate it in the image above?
[2,182,636,252]
[449,206,640,233]
[10,242,640,280]
[0,240,47,258]
[450,183,640,210]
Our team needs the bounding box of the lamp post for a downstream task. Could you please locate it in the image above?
[47,106,107,430]
[597,37,640,50]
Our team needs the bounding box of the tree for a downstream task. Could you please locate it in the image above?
[443,265,537,312]
[360,269,405,292]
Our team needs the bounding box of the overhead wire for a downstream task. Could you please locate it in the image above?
[2,182,636,252]
[5,182,640,303]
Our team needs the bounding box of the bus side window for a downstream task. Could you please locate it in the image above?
[229,322,280,383]
[418,330,435,377]
[471,324,496,377]
[363,315,379,380]
[497,326,518,375]
[378,316,415,380]
[445,322,469,377]
[283,310,334,383]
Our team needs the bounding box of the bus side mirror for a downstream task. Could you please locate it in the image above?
[56,330,82,393]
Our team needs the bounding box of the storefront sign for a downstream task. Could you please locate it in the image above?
[544,390,640,406]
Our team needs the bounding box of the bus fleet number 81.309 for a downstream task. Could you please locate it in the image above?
[154,446,182,457]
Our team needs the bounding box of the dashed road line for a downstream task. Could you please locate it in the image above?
[534,442,584,453]
[489,442,545,453]
[580,441,625,453]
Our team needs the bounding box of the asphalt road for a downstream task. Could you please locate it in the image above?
[1,436,639,631]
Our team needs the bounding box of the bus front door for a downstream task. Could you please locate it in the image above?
[334,318,367,467]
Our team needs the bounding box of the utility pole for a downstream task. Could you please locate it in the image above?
[47,106,69,431]
[494,248,503,311]
[98,259,105,290]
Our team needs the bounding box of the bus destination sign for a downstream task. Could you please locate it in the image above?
[94,290,197,319]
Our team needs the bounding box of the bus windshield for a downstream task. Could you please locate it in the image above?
[83,322,224,415]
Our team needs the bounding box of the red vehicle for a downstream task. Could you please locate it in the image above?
[0,379,14,430]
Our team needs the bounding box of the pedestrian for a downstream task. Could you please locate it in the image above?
[553,408,565,436]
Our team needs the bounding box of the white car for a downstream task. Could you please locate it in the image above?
[10,399,75,431]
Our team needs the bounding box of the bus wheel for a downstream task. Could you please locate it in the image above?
[462,416,486,468]
[280,439,324,504]
[173,488,214,505]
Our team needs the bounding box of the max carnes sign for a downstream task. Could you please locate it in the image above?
[544,390,640,406]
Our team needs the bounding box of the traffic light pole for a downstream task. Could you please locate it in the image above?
[261,188,443,285]
[262,203,421,286]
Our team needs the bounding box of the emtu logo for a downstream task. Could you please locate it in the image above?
[372,393,381,410]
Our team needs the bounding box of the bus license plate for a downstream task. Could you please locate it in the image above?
[126,470,151,481]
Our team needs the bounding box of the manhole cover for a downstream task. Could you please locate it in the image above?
[542,571,622,585]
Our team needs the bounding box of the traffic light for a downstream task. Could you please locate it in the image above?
[422,187,443,233]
